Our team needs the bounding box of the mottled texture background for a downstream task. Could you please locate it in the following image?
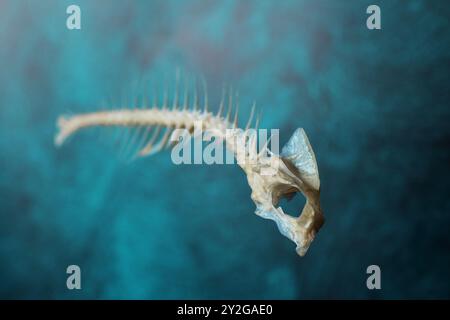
[0,0,449,299]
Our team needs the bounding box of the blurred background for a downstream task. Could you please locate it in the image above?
[0,0,449,299]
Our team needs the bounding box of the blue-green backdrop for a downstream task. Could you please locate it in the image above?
[0,0,449,299]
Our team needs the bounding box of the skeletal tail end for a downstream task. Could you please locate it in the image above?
[54,116,72,147]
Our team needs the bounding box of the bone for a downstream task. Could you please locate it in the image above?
[236,128,323,256]
[54,80,324,256]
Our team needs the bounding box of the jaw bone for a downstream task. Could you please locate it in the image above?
[241,128,324,256]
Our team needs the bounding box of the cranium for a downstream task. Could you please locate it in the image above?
[237,128,324,256]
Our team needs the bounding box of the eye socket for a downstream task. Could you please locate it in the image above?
[277,191,306,218]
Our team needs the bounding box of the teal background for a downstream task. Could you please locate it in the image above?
[0,0,449,299]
